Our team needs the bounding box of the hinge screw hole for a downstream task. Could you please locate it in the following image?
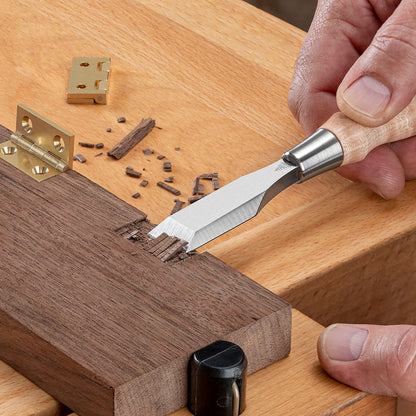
[77,84,86,89]
[53,135,65,153]
[80,62,90,67]
[22,116,33,134]
[0,146,17,155]
[32,166,50,175]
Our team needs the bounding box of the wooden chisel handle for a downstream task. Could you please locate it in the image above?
[284,96,416,182]
[321,96,416,165]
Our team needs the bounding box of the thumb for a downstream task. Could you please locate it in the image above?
[318,324,416,401]
[336,0,416,127]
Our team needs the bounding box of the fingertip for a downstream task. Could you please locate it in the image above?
[318,324,368,363]
[336,145,406,199]
[318,324,416,401]
[390,137,416,181]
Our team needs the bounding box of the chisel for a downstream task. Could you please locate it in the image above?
[149,98,416,252]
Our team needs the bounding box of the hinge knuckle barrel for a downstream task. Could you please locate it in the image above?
[11,133,67,172]
[1,105,74,182]
[282,129,344,182]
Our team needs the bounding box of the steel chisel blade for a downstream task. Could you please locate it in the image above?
[148,159,299,252]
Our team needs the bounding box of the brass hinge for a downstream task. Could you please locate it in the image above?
[0,104,74,182]
[67,57,111,104]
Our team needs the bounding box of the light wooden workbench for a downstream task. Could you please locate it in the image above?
[1,0,415,414]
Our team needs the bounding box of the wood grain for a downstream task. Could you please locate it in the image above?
[169,310,396,416]
[0,0,413,415]
[0,124,290,416]
[0,361,61,416]
[59,310,398,416]
[0,0,349,230]
[210,181,416,328]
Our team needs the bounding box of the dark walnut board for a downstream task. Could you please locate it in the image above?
[0,125,291,416]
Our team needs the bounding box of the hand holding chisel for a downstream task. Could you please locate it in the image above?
[149,97,416,251]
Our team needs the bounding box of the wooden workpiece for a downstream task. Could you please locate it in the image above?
[0,125,291,416]
[1,0,415,415]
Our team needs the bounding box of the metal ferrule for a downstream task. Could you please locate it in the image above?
[282,128,344,182]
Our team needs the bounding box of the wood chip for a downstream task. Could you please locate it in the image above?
[197,183,204,195]
[106,128,112,132]
[79,142,95,148]
[164,177,174,183]
[95,143,104,149]
[107,118,155,159]
[94,152,103,157]
[132,192,141,199]
[153,237,179,257]
[163,161,172,172]
[174,147,180,151]
[117,117,126,123]
[143,149,154,155]
[157,155,165,160]
[188,195,204,204]
[114,218,147,238]
[160,240,188,262]
[191,177,199,195]
[170,199,185,215]
[126,167,142,178]
[140,180,149,187]
[145,233,169,253]
[199,173,218,179]
[157,181,180,195]
[212,177,220,190]
[73,154,87,163]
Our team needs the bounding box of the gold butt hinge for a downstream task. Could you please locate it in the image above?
[0,104,74,182]
[67,57,111,104]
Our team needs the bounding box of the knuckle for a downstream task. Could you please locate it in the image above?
[287,84,302,121]
[371,22,416,61]
[386,328,416,393]
[287,73,307,122]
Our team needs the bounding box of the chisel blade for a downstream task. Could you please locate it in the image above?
[148,159,299,252]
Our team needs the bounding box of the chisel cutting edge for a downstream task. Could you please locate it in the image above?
[149,98,416,252]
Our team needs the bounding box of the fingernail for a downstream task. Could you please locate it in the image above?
[342,76,391,117]
[323,325,368,361]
